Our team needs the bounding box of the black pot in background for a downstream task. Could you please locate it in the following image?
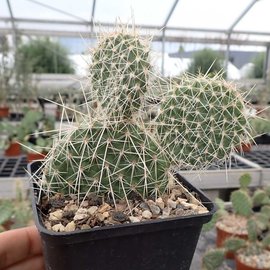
[29,161,215,270]
[254,133,270,145]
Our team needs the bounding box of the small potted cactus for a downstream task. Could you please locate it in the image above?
[29,26,254,270]
[204,174,270,259]
[215,174,253,258]
[203,205,270,270]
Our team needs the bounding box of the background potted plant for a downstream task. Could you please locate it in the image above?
[203,205,270,270]
[0,120,24,156]
[204,174,270,259]
[0,183,33,232]
[250,118,270,145]
[0,109,55,157]
[0,35,13,118]
[21,110,55,162]
[29,25,254,270]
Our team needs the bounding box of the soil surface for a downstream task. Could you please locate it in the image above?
[39,186,209,232]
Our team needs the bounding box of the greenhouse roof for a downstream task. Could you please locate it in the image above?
[1,0,270,46]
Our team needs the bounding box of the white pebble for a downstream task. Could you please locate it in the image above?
[52,223,65,232]
[142,210,152,219]
[65,221,76,232]
[129,216,141,223]
[49,210,63,221]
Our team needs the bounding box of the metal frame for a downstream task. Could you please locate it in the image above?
[225,0,260,78]
[1,0,270,77]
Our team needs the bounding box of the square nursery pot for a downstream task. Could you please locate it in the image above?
[29,161,216,270]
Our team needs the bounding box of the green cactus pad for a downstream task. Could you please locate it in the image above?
[157,74,253,169]
[90,30,152,118]
[224,237,246,252]
[43,120,170,200]
[230,190,252,217]
[202,249,225,270]
[239,173,252,190]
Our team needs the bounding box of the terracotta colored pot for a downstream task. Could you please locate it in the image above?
[216,226,248,259]
[235,254,269,270]
[27,152,45,163]
[5,142,21,156]
[0,106,9,118]
[235,143,252,153]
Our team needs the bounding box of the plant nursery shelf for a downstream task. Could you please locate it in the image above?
[0,155,28,177]
[179,153,262,191]
[0,155,28,199]
[1,151,270,199]
[241,150,270,186]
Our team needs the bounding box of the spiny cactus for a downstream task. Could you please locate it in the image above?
[156,74,253,169]
[39,26,255,207]
[43,118,170,203]
[90,28,152,118]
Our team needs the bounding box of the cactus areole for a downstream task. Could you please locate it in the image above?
[29,25,255,270]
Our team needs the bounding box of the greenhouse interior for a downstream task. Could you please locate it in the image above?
[1,0,270,269]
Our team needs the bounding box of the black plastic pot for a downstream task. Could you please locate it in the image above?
[254,133,270,145]
[29,161,215,270]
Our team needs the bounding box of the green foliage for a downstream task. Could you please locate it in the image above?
[247,219,258,242]
[230,190,252,217]
[0,200,13,225]
[202,209,227,232]
[254,212,269,231]
[0,187,32,231]
[260,205,270,218]
[40,26,254,205]
[90,31,151,118]
[252,189,270,207]
[202,249,225,270]
[188,48,224,76]
[239,173,252,190]
[203,198,227,231]
[45,120,169,200]
[224,238,246,252]
[0,35,13,104]
[17,38,74,74]
[0,109,55,153]
[250,118,270,136]
[157,74,252,169]
[251,52,265,79]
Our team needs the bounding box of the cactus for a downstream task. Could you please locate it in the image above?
[156,74,253,169]
[239,173,252,190]
[230,190,253,217]
[252,189,269,207]
[41,27,172,204]
[247,219,258,242]
[90,28,152,118]
[202,249,225,270]
[39,26,254,207]
[43,119,170,203]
